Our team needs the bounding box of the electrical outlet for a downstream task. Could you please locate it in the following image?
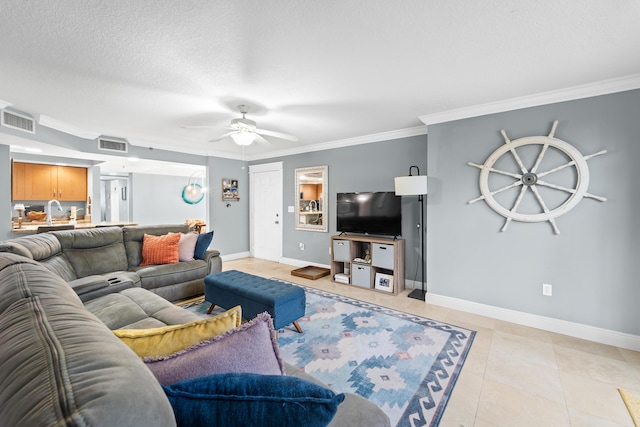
[542,283,553,296]
[299,243,305,250]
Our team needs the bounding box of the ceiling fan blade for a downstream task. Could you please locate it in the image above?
[208,131,234,142]
[254,134,272,146]
[255,128,298,142]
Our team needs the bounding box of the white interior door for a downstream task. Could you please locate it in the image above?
[250,162,283,261]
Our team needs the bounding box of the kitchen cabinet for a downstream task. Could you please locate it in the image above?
[12,162,87,201]
[300,183,321,200]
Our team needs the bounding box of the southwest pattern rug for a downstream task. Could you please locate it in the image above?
[179,283,475,427]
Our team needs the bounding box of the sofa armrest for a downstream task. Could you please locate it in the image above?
[70,272,140,303]
[203,249,222,275]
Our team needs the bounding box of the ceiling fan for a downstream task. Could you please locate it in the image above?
[186,105,298,146]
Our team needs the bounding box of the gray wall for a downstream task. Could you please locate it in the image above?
[206,156,250,257]
[427,89,640,335]
[251,135,428,286]
[130,173,206,225]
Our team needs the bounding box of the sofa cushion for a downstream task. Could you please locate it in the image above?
[163,373,344,427]
[194,230,214,260]
[54,227,129,277]
[114,305,242,358]
[84,287,202,329]
[123,224,190,268]
[131,260,209,291]
[0,241,33,259]
[144,312,284,385]
[4,233,61,261]
[178,232,199,261]
[1,233,78,282]
[0,254,177,427]
[140,232,181,266]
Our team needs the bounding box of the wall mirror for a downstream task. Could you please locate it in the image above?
[295,166,328,232]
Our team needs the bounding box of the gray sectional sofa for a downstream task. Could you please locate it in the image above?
[0,250,390,426]
[0,224,221,302]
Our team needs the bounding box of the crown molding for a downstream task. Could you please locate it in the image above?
[248,125,428,161]
[419,73,640,126]
[36,114,101,140]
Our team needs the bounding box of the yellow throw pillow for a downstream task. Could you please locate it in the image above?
[114,305,242,358]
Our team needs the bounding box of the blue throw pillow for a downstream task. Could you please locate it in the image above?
[194,231,213,260]
[163,372,345,427]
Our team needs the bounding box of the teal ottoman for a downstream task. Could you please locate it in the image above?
[204,270,305,333]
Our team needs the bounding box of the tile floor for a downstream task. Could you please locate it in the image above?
[223,257,640,426]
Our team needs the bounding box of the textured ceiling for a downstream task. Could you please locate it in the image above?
[1,1,640,164]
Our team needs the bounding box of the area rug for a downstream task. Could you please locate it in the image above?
[619,389,640,426]
[179,284,475,427]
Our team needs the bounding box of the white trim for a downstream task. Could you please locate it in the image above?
[279,257,330,269]
[420,73,640,126]
[249,125,428,161]
[248,161,283,173]
[426,293,640,352]
[36,115,101,140]
[220,251,251,261]
[0,99,12,109]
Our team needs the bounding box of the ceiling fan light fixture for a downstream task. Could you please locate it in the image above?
[231,131,256,146]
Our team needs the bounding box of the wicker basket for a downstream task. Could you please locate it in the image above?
[27,211,47,221]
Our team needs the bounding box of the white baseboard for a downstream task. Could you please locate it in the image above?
[426,293,640,352]
[279,257,330,269]
[220,251,251,262]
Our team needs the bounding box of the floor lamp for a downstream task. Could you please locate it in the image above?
[394,166,428,300]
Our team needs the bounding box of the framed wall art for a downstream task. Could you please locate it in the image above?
[222,178,239,201]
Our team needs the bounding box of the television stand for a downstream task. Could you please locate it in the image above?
[330,235,405,295]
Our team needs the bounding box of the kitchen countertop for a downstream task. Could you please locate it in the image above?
[11,221,138,234]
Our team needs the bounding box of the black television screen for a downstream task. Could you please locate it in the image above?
[336,192,402,236]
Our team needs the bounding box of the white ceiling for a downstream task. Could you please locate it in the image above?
[1,1,640,173]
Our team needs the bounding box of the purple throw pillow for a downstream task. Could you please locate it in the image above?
[144,312,284,385]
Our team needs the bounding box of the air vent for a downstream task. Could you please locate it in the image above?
[1,110,35,134]
[98,138,128,153]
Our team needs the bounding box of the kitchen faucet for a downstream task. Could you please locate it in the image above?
[47,199,63,226]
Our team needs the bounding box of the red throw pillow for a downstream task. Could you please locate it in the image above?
[140,233,181,266]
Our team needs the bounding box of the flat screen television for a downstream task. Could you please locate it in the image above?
[336,192,402,236]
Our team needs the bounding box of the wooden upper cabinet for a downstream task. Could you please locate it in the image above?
[24,163,57,200]
[56,166,87,201]
[11,161,26,200]
[12,162,87,201]
[300,183,322,200]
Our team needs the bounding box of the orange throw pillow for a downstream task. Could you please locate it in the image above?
[140,233,181,266]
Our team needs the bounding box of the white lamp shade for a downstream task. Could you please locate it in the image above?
[231,131,255,146]
[394,175,427,196]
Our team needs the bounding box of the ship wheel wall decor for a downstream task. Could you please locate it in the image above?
[467,120,607,234]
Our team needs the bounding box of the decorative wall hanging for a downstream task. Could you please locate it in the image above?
[222,178,239,201]
[182,171,206,205]
[467,120,607,234]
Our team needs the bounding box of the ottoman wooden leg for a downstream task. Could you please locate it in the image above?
[293,320,303,334]
[206,303,216,314]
